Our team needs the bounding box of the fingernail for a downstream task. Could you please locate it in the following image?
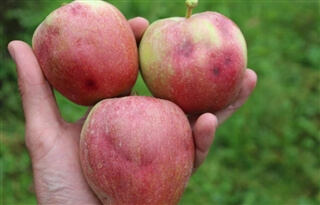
[8,43,16,62]
[214,115,219,127]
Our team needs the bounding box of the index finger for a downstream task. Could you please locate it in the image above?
[8,41,62,128]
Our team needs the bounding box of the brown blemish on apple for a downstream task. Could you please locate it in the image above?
[70,2,88,17]
[209,49,237,77]
[48,25,60,36]
[224,55,232,65]
[71,6,79,15]
[180,39,194,57]
[212,66,220,76]
[85,79,97,90]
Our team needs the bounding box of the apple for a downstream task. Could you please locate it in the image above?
[139,0,247,114]
[32,0,139,106]
[80,96,195,205]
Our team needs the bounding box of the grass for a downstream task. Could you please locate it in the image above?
[1,0,319,204]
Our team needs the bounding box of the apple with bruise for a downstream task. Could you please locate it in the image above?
[139,0,247,114]
[32,0,138,106]
[80,96,195,205]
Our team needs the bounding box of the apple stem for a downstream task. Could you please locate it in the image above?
[185,0,198,19]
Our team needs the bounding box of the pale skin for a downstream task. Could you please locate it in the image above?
[8,17,257,204]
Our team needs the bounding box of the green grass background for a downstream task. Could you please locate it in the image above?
[1,0,319,204]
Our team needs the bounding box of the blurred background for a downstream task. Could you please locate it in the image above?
[1,0,319,204]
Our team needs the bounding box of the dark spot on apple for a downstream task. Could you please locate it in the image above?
[215,16,232,37]
[121,151,152,167]
[213,67,220,76]
[180,40,194,58]
[71,7,78,15]
[225,56,232,65]
[140,155,153,167]
[86,79,97,90]
[48,25,60,36]
[70,3,82,15]
[76,38,82,46]
[69,3,88,17]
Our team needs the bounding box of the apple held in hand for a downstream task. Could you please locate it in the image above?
[139,0,247,114]
[80,96,195,205]
[32,0,138,106]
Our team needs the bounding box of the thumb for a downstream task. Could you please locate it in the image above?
[8,40,62,128]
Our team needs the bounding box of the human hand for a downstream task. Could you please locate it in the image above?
[8,16,256,204]
[8,17,148,205]
[189,68,257,172]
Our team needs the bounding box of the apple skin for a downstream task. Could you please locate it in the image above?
[32,0,138,106]
[139,12,247,114]
[80,96,195,205]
